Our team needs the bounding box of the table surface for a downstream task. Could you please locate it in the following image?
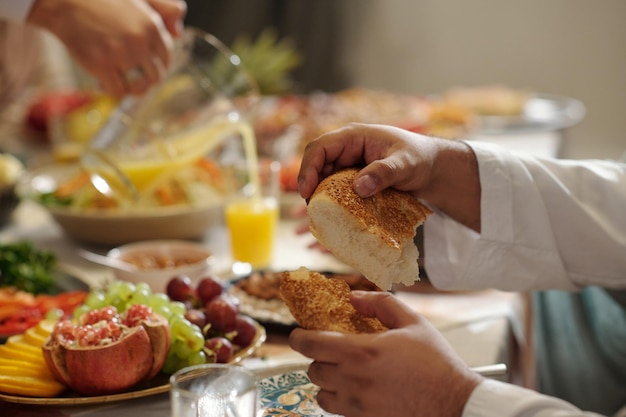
[0,199,526,416]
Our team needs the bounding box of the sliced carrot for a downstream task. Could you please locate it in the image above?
[54,170,91,197]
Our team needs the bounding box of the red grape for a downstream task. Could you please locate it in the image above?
[204,337,233,363]
[204,295,238,332]
[232,315,257,347]
[185,308,207,330]
[166,275,195,302]
[196,276,223,304]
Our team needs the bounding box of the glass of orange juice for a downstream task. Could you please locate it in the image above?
[224,160,280,269]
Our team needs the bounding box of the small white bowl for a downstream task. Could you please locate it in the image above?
[106,240,214,293]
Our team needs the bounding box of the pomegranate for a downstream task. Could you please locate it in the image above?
[42,305,170,396]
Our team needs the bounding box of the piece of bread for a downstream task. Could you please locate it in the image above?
[307,168,431,291]
[280,267,388,333]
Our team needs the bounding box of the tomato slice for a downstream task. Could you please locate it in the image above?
[0,291,87,337]
[0,307,43,336]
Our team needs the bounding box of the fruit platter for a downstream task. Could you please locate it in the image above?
[0,244,267,405]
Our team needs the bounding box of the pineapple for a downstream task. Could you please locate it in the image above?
[229,27,303,95]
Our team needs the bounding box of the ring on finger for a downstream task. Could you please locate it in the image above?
[124,67,145,82]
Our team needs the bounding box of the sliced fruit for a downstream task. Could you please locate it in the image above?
[34,319,56,337]
[0,357,48,372]
[5,336,43,355]
[0,374,66,397]
[0,364,53,379]
[0,344,46,363]
[22,326,48,346]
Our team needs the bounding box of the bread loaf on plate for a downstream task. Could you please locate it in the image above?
[307,168,431,291]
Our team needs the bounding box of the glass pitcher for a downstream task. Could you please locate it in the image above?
[81,28,259,202]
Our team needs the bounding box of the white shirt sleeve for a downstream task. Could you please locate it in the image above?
[464,380,605,417]
[424,141,626,417]
[424,140,626,292]
[0,0,36,22]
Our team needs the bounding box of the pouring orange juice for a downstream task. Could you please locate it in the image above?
[80,28,260,202]
[225,141,281,269]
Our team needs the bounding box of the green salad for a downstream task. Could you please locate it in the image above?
[0,241,57,294]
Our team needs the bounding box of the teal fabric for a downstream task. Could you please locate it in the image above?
[533,287,626,415]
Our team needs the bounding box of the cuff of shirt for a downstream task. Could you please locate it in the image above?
[463,379,584,417]
[0,0,36,22]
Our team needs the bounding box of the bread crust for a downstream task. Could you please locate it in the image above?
[280,267,388,334]
[307,168,431,290]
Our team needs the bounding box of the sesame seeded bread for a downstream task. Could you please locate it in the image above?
[280,267,388,333]
[307,168,431,291]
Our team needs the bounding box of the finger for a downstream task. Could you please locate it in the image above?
[354,153,428,198]
[294,221,310,235]
[307,361,341,392]
[349,291,421,329]
[139,55,166,85]
[298,125,369,199]
[147,0,187,37]
[317,389,364,417]
[99,71,126,99]
[315,389,339,415]
[289,329,355,364]
[122,66,151,96]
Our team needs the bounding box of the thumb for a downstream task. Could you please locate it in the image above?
[353,155,419,198]
[350,291,419,329]
[146,0,187,37]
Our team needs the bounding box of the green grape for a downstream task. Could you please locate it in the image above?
[169,301,187,316]
[162,351,185,375]
[173,338,193,359]
[84,290,106,309]
[102,292,122,309]
[107,280,136,300]
[187,350,207,366]
[148,293,171,309]
[187,329,205,352]
[128,287,151,306]
[134,282,152,294]
[168,315,186,337]
[72,304,90,320]
[153,304,172,320]
[45,308,64,321]
[111,297,129,313]
[169,317,190,339]
[171,317,196,340]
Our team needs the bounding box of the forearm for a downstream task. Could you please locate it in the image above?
[420,138,481,233]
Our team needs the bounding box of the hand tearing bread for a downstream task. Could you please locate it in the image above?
[280,267,388,334]
[307,168,432,291]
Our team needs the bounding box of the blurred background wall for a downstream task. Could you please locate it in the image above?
[336,0,626,160]
[185,0,626,160]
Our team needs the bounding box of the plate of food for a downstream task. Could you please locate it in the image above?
[442,87,586,135]
[0,270,267,406]
[477,93,586,134]
[17,160,226,246]
[0,318,266,406]
[259,370,339,416]
[227,269,382,330]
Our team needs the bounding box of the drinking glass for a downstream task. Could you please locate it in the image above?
[81,28,259,202]
[224,159,281,271]
[170,364,258,417]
